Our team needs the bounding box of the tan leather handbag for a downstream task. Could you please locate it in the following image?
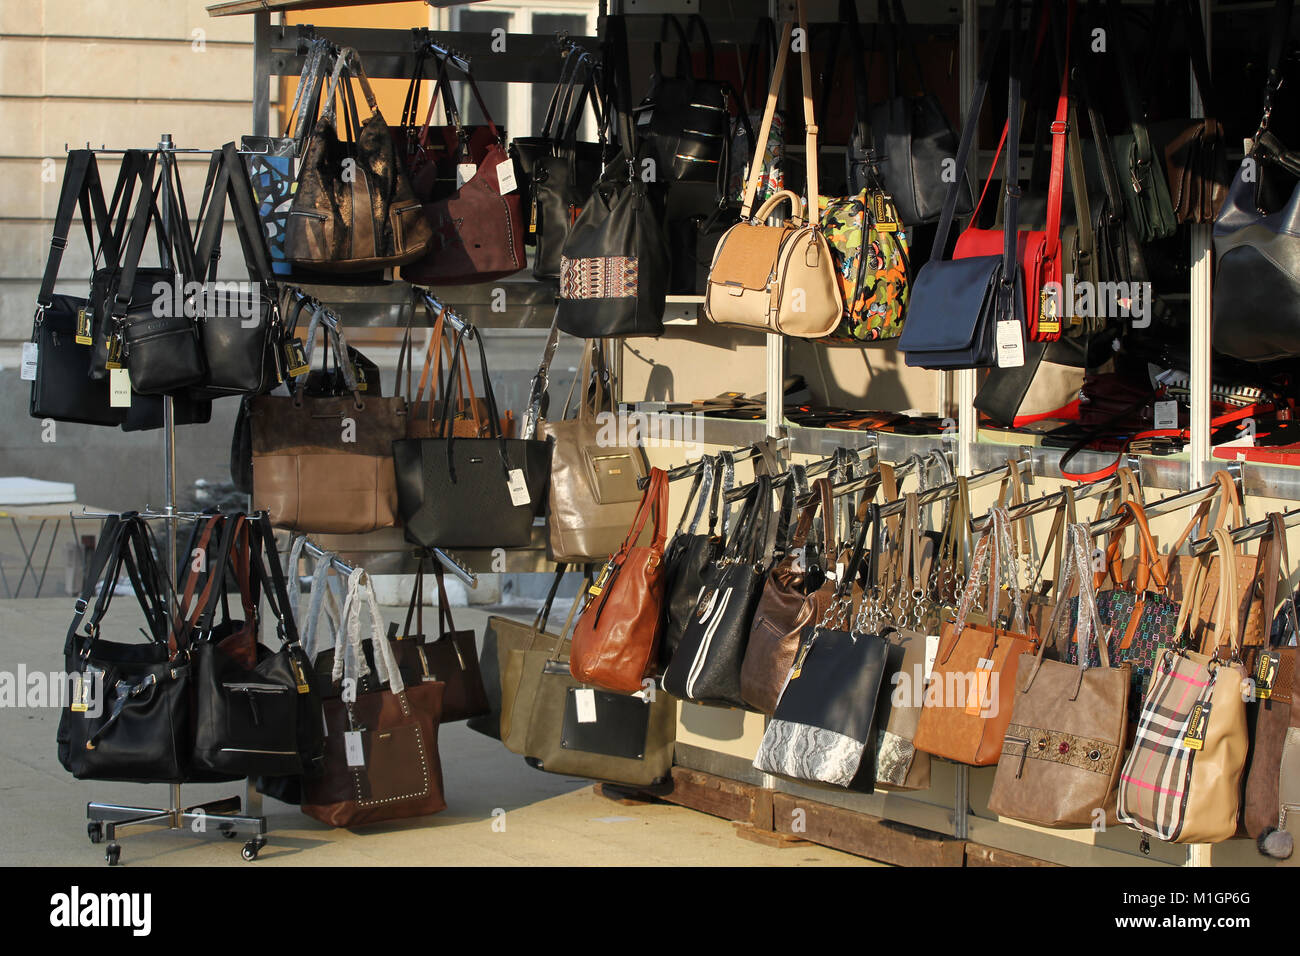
[568,468,668,694]
[1117,527,1250,846]
[543,340,649,563]
[987,523,1130,828]
[703,7,842,337]
[913,507,1041,767]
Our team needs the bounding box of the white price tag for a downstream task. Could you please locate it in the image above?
[507,468,531,506]
[344,730,365,767]
[995,320,1025,368]
[456,163,476,189]
[1154,400,1178,431]
[20,342,38,381]
[497,158,518,195]
[109,367,131,407]
[924,635,940,682]
[574,688,598,724]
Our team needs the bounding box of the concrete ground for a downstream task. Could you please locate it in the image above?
[0,599,872,867]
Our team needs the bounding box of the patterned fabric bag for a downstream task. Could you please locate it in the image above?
[1117,527,1251,845]
[817,189,911,343]
[1059,500,1183,722]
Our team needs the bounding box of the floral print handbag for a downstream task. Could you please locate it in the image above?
[817,189,911,343]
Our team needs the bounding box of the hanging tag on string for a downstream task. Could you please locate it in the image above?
[507,468,531,506]
[574,688,597,724]
[456,163,476,190]
[497,158,518,195]
[344,730,365,767]
[20,342,38,381]
[996,320,1025,368]
[1154,400,1178,431]
[109,368,131,407]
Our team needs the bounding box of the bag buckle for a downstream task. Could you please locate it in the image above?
[1049,120,1069,136]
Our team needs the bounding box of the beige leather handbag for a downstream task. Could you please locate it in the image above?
[703,8,842,337]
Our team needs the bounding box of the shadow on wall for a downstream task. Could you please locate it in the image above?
[787,339,929,413]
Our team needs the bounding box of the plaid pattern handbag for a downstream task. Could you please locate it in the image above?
[1117,528,1251,845]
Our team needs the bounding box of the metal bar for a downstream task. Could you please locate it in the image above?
[1086,480,1226,539]
[413,286,471,337]
[1188,0,1213,490]
[1187,505,1300,557]
[969,471,1118,532]
[34,518,62,598]
[816,458,1031,515]
[639,444,765,488]
[253,10,272,137]
[724,445,879,503]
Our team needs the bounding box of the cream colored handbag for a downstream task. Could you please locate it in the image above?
[703,6,842,337]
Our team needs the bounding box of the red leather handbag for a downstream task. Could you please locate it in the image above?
[953,2,1072,342]
[568,468,669,695]
[400,60,525,286]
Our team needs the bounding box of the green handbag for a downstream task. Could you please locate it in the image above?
[817,188,911,343]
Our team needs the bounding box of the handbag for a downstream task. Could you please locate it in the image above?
[633,14,732,203]
[242,37,333,276]
[57,516,191,783]
[555,21,669,341]
[188,142,284,400]
[400,56,523,286]
[817,187,911,343]
[285,49,430,273]
[741,474,838,715]
[1104,0,1178,243]
[899,0,1026,370]
[393,556,489,723]
[541,338,650,563]
[569,468,669,694]
[662,472,776,708]
[913,506,1041,766]
[864,0,973,226]
[988,522,1130,828]
[1213,133,1300,362]
[728,17,783,206]
[250,301,406,533]
[953,0,1075,344]
[28,150,127,427]
[703,8,843,338]
[392,325,550,548]
[397,299,515,440]
[531,54,611,280]
[1117,528,1251,845]
[396,50,508,204]
[868,490,934,791]
[1243,514,1298,848]
[186,515,321,780]
[512,50,607,232]
[660,456,725,673]
[753,500,890,791]
[470,564,570,740]
[302,567,447,828]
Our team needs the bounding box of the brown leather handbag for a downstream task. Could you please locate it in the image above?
[251,303,406,534]
[392,556,489,724]
[397,300,515,440]
[302,569,446,828]
[913,507,1041,767]
[987,523,1130,828]
[1243,514,1297,847]
[740,473,839,715]
[542,340,650,563]
[285,48,431,273]
[568,468,669,694]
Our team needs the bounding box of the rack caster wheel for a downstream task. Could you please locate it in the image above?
[105,843,121,866]
[87,822,104,844]
[222,828,236,839]
[241,838,265,861]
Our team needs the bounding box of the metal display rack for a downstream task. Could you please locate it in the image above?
[220,0,1298,868]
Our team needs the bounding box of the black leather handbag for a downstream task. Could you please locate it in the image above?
[527,54,609,276]
[185,516,318,780]
[28,151,127,427]
[633,14,732,205]
[187,143,283,400]
[662,472,774,709]
[57,515,192,783]
[393,325,550,549]
[753,503,890,792]
[899,0,1025,370]
[660,455,725,671]
[860,0,971,226]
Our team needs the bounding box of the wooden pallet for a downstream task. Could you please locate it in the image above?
[620,767,1062,867]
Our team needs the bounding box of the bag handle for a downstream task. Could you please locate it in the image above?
[283,38,332,148]
[35,151,110,312]
[1260,513,1298,649]
[1026,521,1110,695]
[439,326,514,481]
[651,14,695,80]
[740,22,792,219]
[674,454,715,538]
[1175,526,1242,661]
[1163,470,1244,580]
